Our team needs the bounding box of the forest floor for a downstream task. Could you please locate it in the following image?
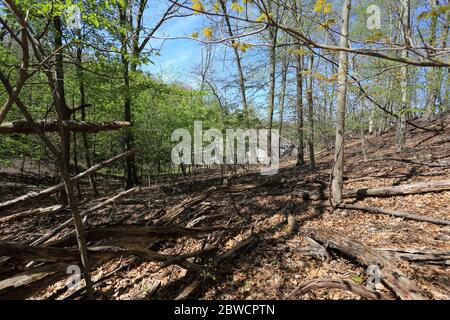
[0,114,449,300]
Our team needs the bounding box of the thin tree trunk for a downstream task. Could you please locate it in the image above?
[425,0,439,121]
[331,0,351,206]
[278,47,289,143]
[398,0,411,151]
[307,54,315,170]
[294,2,304,166]
[52,15,93,298]
[76,29,99,197]
[119,3,138,190]
[267,25,278,158]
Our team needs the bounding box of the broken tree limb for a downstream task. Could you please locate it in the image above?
[339,204,450,226]
[343,180,450,199]
[0,205,68,225]
[364,157,450,168]
[307,228,428,300]
[286,278,392,300]
[296,236,331,261]
[0,149,136,213]
[31,187,139,246]
[0,262,70,300]
[376,248,450,266]
[0,120,131,134]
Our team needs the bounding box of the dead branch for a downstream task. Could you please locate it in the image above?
[364,157,450,168]
[339,204,450,226]
[376,248,450,266]
[0,262,70,300]
[343,180,450,199]
[0,205,67,225]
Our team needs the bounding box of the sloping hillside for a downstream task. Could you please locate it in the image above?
[0,114,449,300]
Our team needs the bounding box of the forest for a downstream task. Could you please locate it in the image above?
[0,0,449,302]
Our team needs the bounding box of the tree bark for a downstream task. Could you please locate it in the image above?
[342,180,450,199]
[119,2,139,190]
[307,54,315,170]
[397,0,411,150]
[331,0,351,205]
[294,2,304,166]
[267,24,278,158]
[278,46,289,142]
[339,203,450,226]
[76,29,99,196]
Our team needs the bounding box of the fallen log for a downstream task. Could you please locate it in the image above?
[286,278,392,300]
[307,229,428,300]
[376,248,450,266]
[343,180,450,199]
[339,204,450,226]
[0,262,70,300]
[364,157,450,168]
[0,120,130,134]
[296,236,331,261]
[0,205,68,225]
[0,150,136,213]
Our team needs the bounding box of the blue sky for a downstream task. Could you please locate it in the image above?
[142,6,205,85]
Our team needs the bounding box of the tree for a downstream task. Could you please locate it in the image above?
[306,53,315,171]
[331,0,351,206]
[397,0,411,151]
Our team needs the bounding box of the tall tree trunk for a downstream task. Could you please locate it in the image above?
[294,2,304,166]
[52,15,93,298]
[76,30,99,197]
[331,0,351,206]
[119,3,138,189]
[53,16,71,179]
[438,4,449,121]
[398,0,411,151]
[307,54,315,171]
[425,0,439,121]
[278,47,289,149]
[267,25,278,158]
